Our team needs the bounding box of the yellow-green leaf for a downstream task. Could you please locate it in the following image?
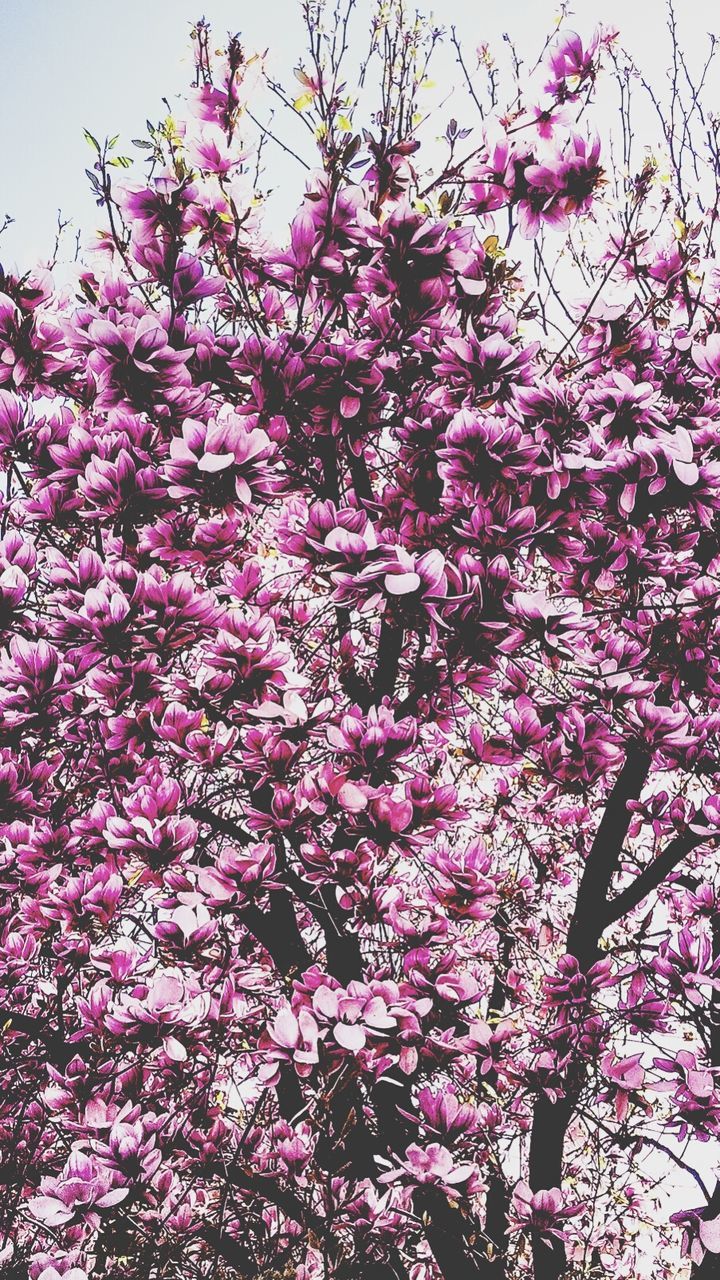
[483,234,505,260]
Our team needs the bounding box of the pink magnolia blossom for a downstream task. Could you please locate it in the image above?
[379,1142,478,1193]
[29,1151,128,1228]
[509,1181,583,1240]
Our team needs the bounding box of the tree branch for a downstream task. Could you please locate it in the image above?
[566,745,651,969]
[529,745,651,1280]
[374,612,404,702]
[604,830,717,928]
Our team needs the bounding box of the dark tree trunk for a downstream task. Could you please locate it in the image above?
[527,747,651,1280]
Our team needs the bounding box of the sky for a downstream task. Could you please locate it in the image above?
[0,0,715,267]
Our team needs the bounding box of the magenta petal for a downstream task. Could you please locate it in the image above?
[96,1187,130,1208]
[313,985,340,1019]
[337,781,367,811]
[272,1007,299,1048]
[385,572,421,595]
[674,460,699,486]
[700,1217,720,1253]
[333,1023,366,1052]
[340,395,361,418]
[197,452,235,472]
[163,1035,187,1062]
[28,1195,74,1226]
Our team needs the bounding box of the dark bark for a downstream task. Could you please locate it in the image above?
[483,1176,511,1277]
[191,805,314,976]
[0,1005,72,1066]
[691,919,720,1277]
[565,746,651,969]
[202,1224,261,1275]
[275,1065,306,1122]
[318,882,364,981]
[528,746,651,1280]
[192,651,496,1280]
[206,1160,327,1236]
[693,1186,720,1278]
[190,803,253,844]
[693,1245,720,1276]
[528,1095,576,1280]
[480,909,513,1276]
[374,613,404,702]
[240,891,313,977]
[414,1185,495,1280]
[346,443,375,504]
[604,831,717,928]
[369,1068,495,1279]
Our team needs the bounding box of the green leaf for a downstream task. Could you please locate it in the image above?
[83,129,101,153]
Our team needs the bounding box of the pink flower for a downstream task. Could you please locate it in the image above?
[166,413,279,506]
[510,1182,582,1239]
[601,1052,646,1121]
[260,1004,320,1082]
[104,968,211,1061]
[198,841,280,902]
[29,1151,128,1228]
[692,333,720,378]
[380,1142,477,1192]
[520,135,603,238]
[416,1087,479,1140]
[700,1216,720,1254]
[544,29,600,92]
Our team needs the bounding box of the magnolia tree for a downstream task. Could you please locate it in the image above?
[2,2,720,1277]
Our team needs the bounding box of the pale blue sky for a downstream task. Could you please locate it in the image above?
[0,0,714,267]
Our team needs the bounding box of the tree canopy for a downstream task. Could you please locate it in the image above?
[1,4,720,1278]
